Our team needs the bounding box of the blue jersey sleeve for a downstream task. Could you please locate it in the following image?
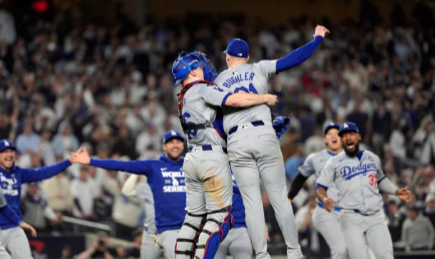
[0,205,22,225]
[89,159,152,176]
[276,36,323,73]
[21,160,71,183]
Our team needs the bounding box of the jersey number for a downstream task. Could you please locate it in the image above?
[234,83,258,94]
[182,112,198,139]
[368,175,377,187]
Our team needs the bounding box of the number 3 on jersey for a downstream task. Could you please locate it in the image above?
[234,83,258,94]
[368,174,377,187]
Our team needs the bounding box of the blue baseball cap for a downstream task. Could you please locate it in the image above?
[163,130,185,144]
[223,38,249,58]
[0,139,16,153]
[338,122,360,137]
[324,122,340,135]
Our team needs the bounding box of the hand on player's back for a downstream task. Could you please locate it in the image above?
[313,25,330,38]
[266,94,278,107]
[69,147,91,165]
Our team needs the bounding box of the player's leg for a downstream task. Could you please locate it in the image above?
[214,228,233,259]
[5,227,33,259]
[252,127,302,259]
[230,154,268,259]
[339,212,369,259]
[311,208,347,259]
[160,230,180,259]
[228,228,253,259]
[365,212,394,259]
[141,230,161,259]
[175,154,207,259]
[0,239,11,259]
[194,151,233,259]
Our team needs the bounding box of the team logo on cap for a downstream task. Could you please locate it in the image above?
[171,131,176,136]
[343,123,348,128]
[4,140,9,147]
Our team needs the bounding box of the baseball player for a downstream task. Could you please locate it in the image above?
[171,51,277,259]
[70,130,187,259]
[213,25,330,259]
[215,170,253,259]
[316,122,411,259]
[0,139,72,259]
[122,174,161,259]
[287,123,347,258]
[0,188,37,259]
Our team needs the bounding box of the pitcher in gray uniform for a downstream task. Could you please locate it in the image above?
[171,51,278,259]
[214,25,330,259]
[316,122,411,259]
[288,123,348,258]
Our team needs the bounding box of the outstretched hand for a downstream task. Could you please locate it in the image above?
[323,197,337,212]
[313,25,330,38]
[70,147,91,165]
[396,186,412,203]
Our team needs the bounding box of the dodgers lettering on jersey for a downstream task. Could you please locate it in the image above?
[214,60,277,134]
[299,149,339,202]
[181,82,230,147]
[317,150,385,214]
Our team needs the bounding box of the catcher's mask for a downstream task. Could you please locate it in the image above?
[171,51,217,86]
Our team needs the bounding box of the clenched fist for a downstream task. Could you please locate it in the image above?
[313,25,330,38]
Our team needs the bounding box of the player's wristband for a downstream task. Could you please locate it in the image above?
[323,197,328,204]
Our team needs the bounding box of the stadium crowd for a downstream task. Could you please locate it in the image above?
[0,1,435,258]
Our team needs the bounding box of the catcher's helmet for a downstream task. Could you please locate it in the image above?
[171,51,217,86]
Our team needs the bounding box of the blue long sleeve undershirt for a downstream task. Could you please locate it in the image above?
[276,36,324,73]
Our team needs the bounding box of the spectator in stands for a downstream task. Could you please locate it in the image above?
[76,232,116,259]
[112,126,138,160]
[52,121,80,158]
[21,182,61,233]
[423,193,435,228]
[386,199,406,242]
[103,170,141,240]
[41,172,73,215]
[125,229,142,259]
[401,206,434,250]
[70,164,98,220]
[285,144,305,180]
[136,123,161,156]
[16,123,40,154]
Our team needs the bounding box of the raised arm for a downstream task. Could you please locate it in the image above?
[275,25,329,73]
[69,148,152,176]
[20,160,71,183]
[376,157,411,203]
[122,174,140,197]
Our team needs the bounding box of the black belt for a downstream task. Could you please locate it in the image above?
[228,120,265,135]
[188,145,227,154]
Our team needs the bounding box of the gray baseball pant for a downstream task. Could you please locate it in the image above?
[228,124,302,259]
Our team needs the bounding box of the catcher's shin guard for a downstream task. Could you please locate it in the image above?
[175,213,206,259]
[194,207,233,259]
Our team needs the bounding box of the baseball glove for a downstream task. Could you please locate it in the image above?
[272,116,291,139]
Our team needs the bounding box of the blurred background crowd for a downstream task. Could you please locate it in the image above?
[1,0,435,258]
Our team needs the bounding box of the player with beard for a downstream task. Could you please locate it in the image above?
[70,130,187,259]
[316,122,411,259]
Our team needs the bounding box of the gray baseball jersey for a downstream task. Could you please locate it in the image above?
[299,149,339,202]
[317,150,385,214]
[214,61,277,133]
[181,82,230,147]
[299,149,348,259]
